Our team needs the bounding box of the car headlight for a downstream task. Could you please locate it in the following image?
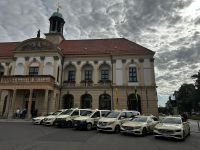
[107,121,115,125]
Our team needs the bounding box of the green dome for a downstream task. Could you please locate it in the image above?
[51,11,63,19]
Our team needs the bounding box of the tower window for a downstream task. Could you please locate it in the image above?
[129,67,137,82]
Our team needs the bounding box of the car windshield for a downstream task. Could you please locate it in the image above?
[60,109,73,115]
[52,111,62,115]
[161,117,182,124]
[81,110,93,116]
[132,117,148,122]
[105,112,120,118]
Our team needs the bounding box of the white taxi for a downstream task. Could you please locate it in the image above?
[153,116,190,140]
[121,115,159,136]
[32,113,53,125]
[97,110,140,133]
[73,110,110,130]
[43,109,67,126]
[53,109,92,128]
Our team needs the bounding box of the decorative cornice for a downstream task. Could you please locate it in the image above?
[53,56,59,60]
[25,56,30,61]
[40,56,45,61]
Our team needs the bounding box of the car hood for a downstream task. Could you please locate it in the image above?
[99,117,116,122]
[56,115,70,119]
[45,115,57,119]
[74,116,89,121]
[155,123,182,130]
[33,116,45,120]
[122,121,146,127]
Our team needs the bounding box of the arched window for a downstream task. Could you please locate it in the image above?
[127,93,141,113]
[81,94,92,109]
[29,62,39,76]
[99,63,110,81]
[129,66,137,82]
[64,64,76,82]
[62,94,74,109]
[99,94,111,110]
[81,64,93,81]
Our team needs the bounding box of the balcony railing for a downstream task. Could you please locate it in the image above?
[80,80,93,87]
[63,80,76,86]
[98,80,112,86]
[0,75,55,84]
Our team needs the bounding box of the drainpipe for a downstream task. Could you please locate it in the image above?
[58,54,64,109]
[111,54,114,110]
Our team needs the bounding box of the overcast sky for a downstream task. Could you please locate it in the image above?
[0,0,199,106]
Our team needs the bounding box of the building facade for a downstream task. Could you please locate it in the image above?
[0,10,158,119]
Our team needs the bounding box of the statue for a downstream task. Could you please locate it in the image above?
[37,30,40,38]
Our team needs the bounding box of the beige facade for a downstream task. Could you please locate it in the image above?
[0,10,158,119]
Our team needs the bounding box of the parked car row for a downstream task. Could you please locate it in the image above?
[32,108,190,141]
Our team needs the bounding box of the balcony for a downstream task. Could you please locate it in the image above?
[80,80,93,87]
[98,80,112,86]
[0,75,56,90]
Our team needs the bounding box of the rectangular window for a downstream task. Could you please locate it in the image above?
[68,70,75,81]
[101,69,109,80]
[29,67,39,76]
[84,70,92,81]
[129,67,137,82]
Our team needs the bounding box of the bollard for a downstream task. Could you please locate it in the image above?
[198,120,200,131]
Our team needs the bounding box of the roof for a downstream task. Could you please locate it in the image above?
[0,38,154,57]
[51,11,63,19]
[59,38,154,55]
[0,42,18,57]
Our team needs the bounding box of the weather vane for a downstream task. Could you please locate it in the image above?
[57,0,62,12]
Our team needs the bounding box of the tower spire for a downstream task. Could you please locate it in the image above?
[57,0,61,13]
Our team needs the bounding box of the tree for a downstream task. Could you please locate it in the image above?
[191,70,200,112]
[176,84,196,114]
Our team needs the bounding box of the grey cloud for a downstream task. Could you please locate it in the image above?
[0,0,198,106]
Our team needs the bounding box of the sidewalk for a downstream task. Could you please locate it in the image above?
[0,119,32,123]
[188,119,200,133]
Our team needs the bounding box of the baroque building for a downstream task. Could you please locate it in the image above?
[0,10,158,119]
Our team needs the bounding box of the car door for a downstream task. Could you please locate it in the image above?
[119,112,127,124]
[91,111,100,126]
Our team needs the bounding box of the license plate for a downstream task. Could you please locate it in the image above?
[74,123,78,126]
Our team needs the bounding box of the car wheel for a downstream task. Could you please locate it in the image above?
[86,123,92,131]
[67,121,73,128]
[188,128,191,136]
[115,125,120,133]
[142,128,147,136]
[181,131,186,141]
[40,120,43,125]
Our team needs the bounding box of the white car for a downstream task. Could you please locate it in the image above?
[53,109,92,128]
[121,115,159,136]
[43,109,67,126]
[32,113,53,125]
[73,110,110,130]
[154,116,190,140]
[97,110,140,133]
